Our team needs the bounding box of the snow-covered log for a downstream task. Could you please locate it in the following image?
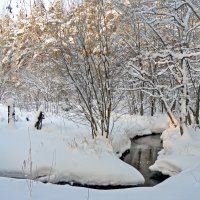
[6,98,15,128]
[34,105,45,130]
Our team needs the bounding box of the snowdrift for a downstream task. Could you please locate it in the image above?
[0,104,144,186]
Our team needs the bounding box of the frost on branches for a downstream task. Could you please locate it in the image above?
[116,0,200,135]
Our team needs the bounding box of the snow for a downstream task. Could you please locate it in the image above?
[0,104,144,186]
[6,98,16,128]
[150,127,200,176]
[0,104,200,199]
[44,38,57,45]
[111,114,170,157]
[0,164,200,200]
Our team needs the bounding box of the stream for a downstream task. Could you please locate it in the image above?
[0,133,169,189]
[55,134,169,189]
[122,134,169,186]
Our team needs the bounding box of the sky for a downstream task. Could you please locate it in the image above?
[0,0,51,16]
[0,0,31,16]
[0,0,7,14]
[0,0,76,16]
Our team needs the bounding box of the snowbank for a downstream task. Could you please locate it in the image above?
[111,114,170,156]
[0,104,200,199]
[0,163,199,200]
[150,127,200,176]
[0,104,144,186]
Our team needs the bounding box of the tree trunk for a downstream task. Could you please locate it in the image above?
[195,85,200,126]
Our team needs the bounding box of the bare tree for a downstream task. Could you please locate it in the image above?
[57,0,122,138]
[116,0,200,134]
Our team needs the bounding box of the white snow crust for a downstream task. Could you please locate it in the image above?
[0,104,144,186]
[150,127,200,176]
[1,104,200,199]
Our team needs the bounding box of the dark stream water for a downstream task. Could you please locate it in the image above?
[122,134,169,186]
[56,134,169,189]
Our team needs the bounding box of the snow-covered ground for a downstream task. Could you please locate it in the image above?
[0,104,144,186]
[150,127,200,177]
[0,164,199,200]
[0,103,200,199]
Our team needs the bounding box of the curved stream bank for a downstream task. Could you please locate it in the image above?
[0,134,168,189]
[122,134,169,186]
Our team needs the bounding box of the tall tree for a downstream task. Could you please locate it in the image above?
[116,0,200,134]
[58,0,123,138]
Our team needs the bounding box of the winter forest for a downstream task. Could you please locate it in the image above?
[1,0,200,136]
[0,0,200,200]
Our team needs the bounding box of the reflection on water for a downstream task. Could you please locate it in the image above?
[123,134,169,186]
